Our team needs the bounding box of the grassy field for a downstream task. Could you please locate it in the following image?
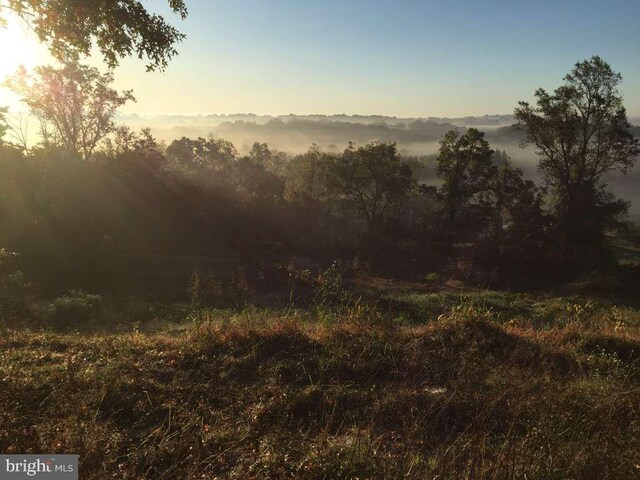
[1,280,639,479]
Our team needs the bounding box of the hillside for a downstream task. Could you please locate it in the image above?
[2,282,639,479]
[2,2,640,479]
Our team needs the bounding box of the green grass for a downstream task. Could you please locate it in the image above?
[611,237,640,266]
[1,287,639,479]
[365,278,638,329]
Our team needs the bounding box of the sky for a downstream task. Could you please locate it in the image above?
[1,0,639,118]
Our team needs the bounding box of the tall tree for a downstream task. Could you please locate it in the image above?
[1,0,187,71]
[436,128,494,246]
[515,56,640,265]
[6,61,135,160]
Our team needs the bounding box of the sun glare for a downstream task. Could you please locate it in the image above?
[0,15,47,108]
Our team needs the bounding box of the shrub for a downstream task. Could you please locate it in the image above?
[0,250,28,320]
[52,289,104,328]
[0,271,28,319]
[189,268,251,310]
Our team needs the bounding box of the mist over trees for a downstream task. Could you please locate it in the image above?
[2,3,640,478]
[0,55,638,296]
[109,114,516,155]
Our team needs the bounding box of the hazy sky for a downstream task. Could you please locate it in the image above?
[2,0,639,117]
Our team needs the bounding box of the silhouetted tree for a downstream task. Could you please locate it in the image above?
[488,151,545,248]
[1,0,187,70]
[100,126,166,177]
[321,141,417,235]
[515,56,640,266]
[104,126,159,157]
[436,128,494,246]
[234,145,285,203]
[6,61,135,160]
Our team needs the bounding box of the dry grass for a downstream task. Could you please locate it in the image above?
[1,294,639,479]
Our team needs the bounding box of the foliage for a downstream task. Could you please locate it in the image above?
[0,57,637,301]
[285,144,327,203]
[166,135,237,173]
[488,150,546,247]
[515,56,639,185]
[51,289,103,327]
[321,141,418,234]
[5,61,135,160]
[99,126,166,176]
[515,56,640,266]
[0,249,27,319]
[1,0,188,71]
[436,128,494,245]
[188,268,251,310]
[234,146,286,203]
[102,126,159,158]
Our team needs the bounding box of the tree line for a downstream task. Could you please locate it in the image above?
[0,56,638,294]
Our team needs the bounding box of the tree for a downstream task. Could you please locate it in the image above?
[515,56,640,265]
[3,112,31,153]
[0,107,7,144]
[6,61,135,160]
[321,141,417,235]
[488,151,544,248]
[101,126,166,176]
[1,0,187,71]
[103,126,158,157]
[284,144,327,204]
[234,150,285,203]
[166,136,237,173]
[248,141,288,175]
[436,128,494,246]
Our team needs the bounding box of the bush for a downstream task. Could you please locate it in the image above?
[0,271,28,319]
[52,289,104,328]
[0,249,28,320]
[189,268,251,310]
